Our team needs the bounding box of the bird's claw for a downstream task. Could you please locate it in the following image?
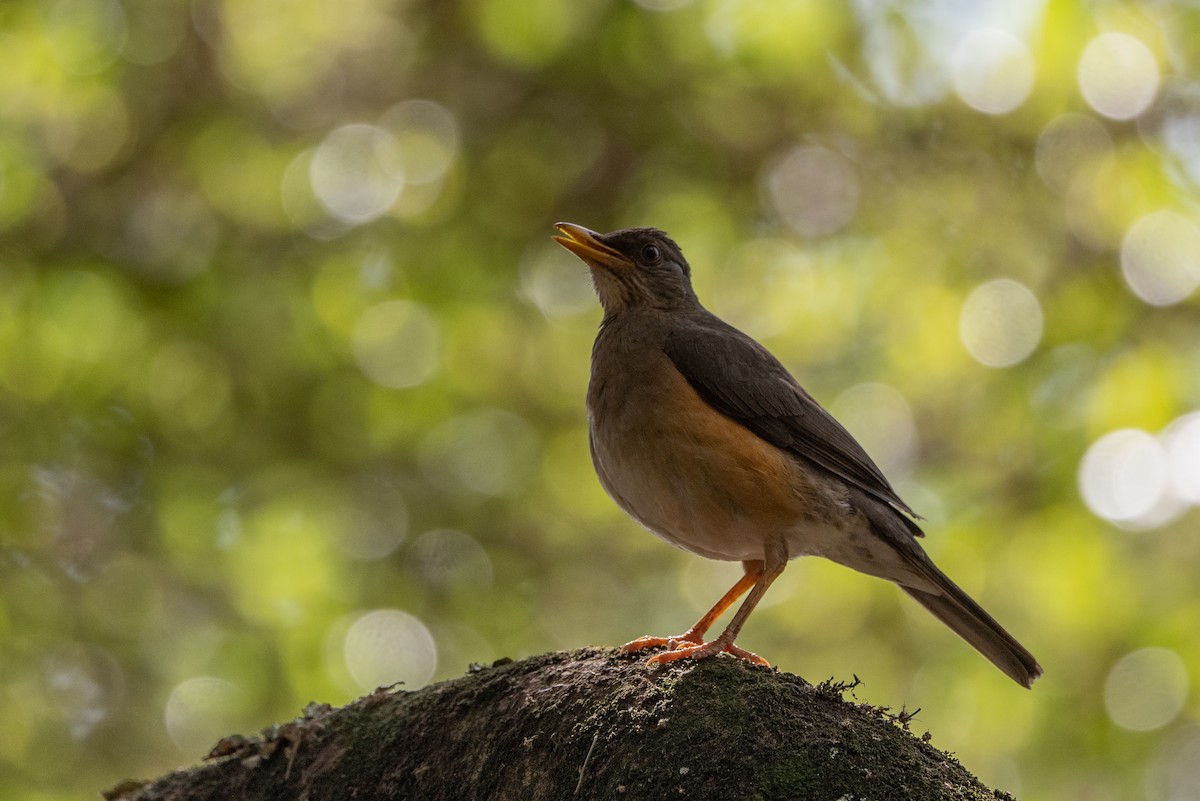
[622,635,770,667]
[620,632,702,654]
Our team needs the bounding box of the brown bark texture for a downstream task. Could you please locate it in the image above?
[105,648,1016,801]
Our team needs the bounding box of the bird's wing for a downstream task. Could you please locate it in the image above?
[663,315,921,525]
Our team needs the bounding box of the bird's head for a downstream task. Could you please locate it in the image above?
[553,223,697,315]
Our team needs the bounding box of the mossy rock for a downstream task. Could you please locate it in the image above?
[107,648,1015,801]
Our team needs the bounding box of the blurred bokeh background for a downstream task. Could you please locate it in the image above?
[2,0,1199,798]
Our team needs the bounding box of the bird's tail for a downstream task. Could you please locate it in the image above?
[846,487,1042,687]
[901,569,1042,688]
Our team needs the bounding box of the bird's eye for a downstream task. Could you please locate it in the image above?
[642,244,661,262]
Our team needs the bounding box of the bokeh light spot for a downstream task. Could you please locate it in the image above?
[216,0,399,108]
[1119,210,1200,306]
[144,342,232,435]
[343,609,436,692]
[418,409,539,497]
[519,242,595,319]
[1034,113,1113,195]
[378,100,459,186]
[44,87,130,174]
[123,189,220,282]
[951,28,1035,115]
[473,0,577,68]
[1104,647,1188,732]
[351,300,440,389]
[44,0,127,75]
[164,677,248,755]
[310,124,403,224]
[1078,33,1159,121]
[831,383,917,477]
[233,494,342,626]
[1078,429,1182,530]
[411,529,493,589]
[958,279,1043,367]
[1163,412,1200,505]
[337,505,407,561]
[119,0,188,65]
[189,119,293,230]
[765,146,859,238]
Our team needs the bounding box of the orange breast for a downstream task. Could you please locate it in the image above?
[589,352,844,561]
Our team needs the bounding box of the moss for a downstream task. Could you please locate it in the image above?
[110,649,1019,801]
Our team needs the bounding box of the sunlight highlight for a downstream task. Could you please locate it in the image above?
[959,279,1043,367]
[1104,647,1188,732]
[343,609,437,692]
[1078,33,1159,120]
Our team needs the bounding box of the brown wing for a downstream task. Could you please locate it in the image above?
[663,314,922,529]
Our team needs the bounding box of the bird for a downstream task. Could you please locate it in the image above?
[552,222,1042,688]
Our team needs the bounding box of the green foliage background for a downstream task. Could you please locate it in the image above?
[2,1,1199,799]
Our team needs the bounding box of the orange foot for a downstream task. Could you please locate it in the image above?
[621,634,770,667]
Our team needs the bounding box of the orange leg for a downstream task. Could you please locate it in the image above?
[621,542,788,667]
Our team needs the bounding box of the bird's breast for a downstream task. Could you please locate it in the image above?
[587,342,853,562]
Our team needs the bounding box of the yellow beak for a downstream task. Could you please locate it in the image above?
[552,222,634,271]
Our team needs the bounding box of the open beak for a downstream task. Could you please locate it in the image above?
[552,222,634,271]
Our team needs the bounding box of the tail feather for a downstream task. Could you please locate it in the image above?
[846,486,1042,687]
[902,575,1042,689]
